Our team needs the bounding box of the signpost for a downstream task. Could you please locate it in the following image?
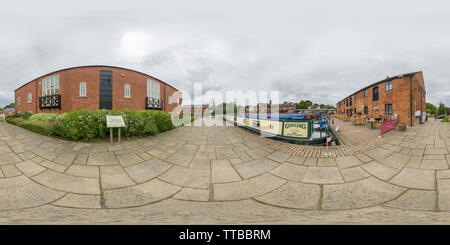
[106,115,125,143]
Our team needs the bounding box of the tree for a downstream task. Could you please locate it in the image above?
[3,103,14,109]
[426,103,437,115]
[319,104,326,109]
[305,100,313,108]
[297,100,308,109]
[438,102,446,116]
[311,103,319,109]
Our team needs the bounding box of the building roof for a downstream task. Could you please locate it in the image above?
[15,65,180,92]
[338,71,422,104]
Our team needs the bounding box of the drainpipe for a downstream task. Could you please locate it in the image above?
[35,79,38,113]
[409,76,413,126]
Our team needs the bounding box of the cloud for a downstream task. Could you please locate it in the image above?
[0,0,449,108]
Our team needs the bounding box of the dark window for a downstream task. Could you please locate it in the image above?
[354,95,356,101]
[364,89,368,97]
[373,86,379,101]
[364,106,368,114]
[385,81,392,91]
[385,104,393,115]
[349,97,352,106]
[354,108,356,114]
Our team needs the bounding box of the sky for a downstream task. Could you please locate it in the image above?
[0,0,449,107]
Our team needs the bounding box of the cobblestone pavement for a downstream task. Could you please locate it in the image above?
[0,119,450,224]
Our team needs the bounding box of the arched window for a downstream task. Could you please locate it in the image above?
[79,82,87,97]
[124,84,131,98]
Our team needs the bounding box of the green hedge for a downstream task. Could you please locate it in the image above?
[51,109,173,141]
[29,113,58,122]
[17,120,53,136]
[6,117,25,125]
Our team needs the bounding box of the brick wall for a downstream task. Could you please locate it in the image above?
[15,66,181,114]
[336,72,426,126]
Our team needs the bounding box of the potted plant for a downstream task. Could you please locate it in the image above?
[398,123,407,130]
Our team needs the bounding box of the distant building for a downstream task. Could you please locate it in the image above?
[183,104,209,115]
[2,108,15,117]
[278,102,296,113]
[336,71,426,126]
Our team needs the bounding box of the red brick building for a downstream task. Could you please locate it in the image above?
[182,104,210,115]
[336,71,426,126]
[14,66,182,114]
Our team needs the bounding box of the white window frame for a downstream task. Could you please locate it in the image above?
[124,84,131,98]
[42,75,60,96]
[79,82,87,97]
[147,79,160,99]
[27,93,32,104]
[385,81,392,91]
[168,95,172,105]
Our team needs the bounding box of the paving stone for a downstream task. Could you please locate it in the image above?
[303,167,344,184]
[266,151,290,163]
[177,145,198,155]
[159,166,210,188]
[405,156,422,168]
[39,160,67,173]
[125,159,172,183]
[256,182,320,209]
[87,152,118,166]
[31,148,58,161]
[340,166,370,182]
[103,179,181,208]
[173,188,210,201]
[384,190,436,211]
[271,163,308,181]
[437,170,450,179]
[229,158,242,165]
[53,152,78,166]
[1,164,22,177]
[194,151,216,160]
[216,148,238,160]
[115,153,144,167]
[423,154,445,160]
[137,152,153,161]
[65,164,99,178]
[335,155,363,169]
[53,194,101,209]
[234,158,279,179]
[31,156,45,163]
[361,161,399,180]
[166,152,194,167]
[438,179,450,211]
[381,153,410,169]
[303,158,318,166]
[424,148,448,155]
[364,147,393,161]
[0,175,64,210]
[420,159,448,170]
[237,152,253,162]
[147,149,171,160]
[100,166,135,189]
[317,158,337,167]
[74,153,88,165]
[15,160,46,177]
[409,149,424,157]
[189,159,211,170]
[211,160,241,183]
[213,173,286,201]
[389,168,435,190]
[246,148,270,160]
[286,155,306,165]
[17,151,36,161]
[0,145,11,153]
[322,177,406,210]
[354,148,380,163]
[32,170,100,195]
[0,170,4,178]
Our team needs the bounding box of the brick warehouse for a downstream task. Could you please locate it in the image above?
[14,65,182,114]
[336,71,426,126]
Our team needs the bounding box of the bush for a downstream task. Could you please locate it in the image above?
[442,116,449,122]
[23,110,32,120]
[51,109,171,141]
[30,113,58,122]
[17,120,53,136]
[6,117,25,125]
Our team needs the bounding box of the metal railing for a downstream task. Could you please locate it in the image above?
[39,94,61,109]
[146,97,163,110]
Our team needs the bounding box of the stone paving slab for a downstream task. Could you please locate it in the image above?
[0,175,65,210]
[125,159,172,184]
[103,179,181,208]
[52,194,101,209]
[211,160,241,183]
[32,170,100,195]
[303,167,344,184]
[87,152,119,166]
[159,166,210,189]
[100,166,135,189]
[270,163,308,181]
[15,160,46,177]
[322,177,406,210]
[255,181,320,209]
[234,158,279,179]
